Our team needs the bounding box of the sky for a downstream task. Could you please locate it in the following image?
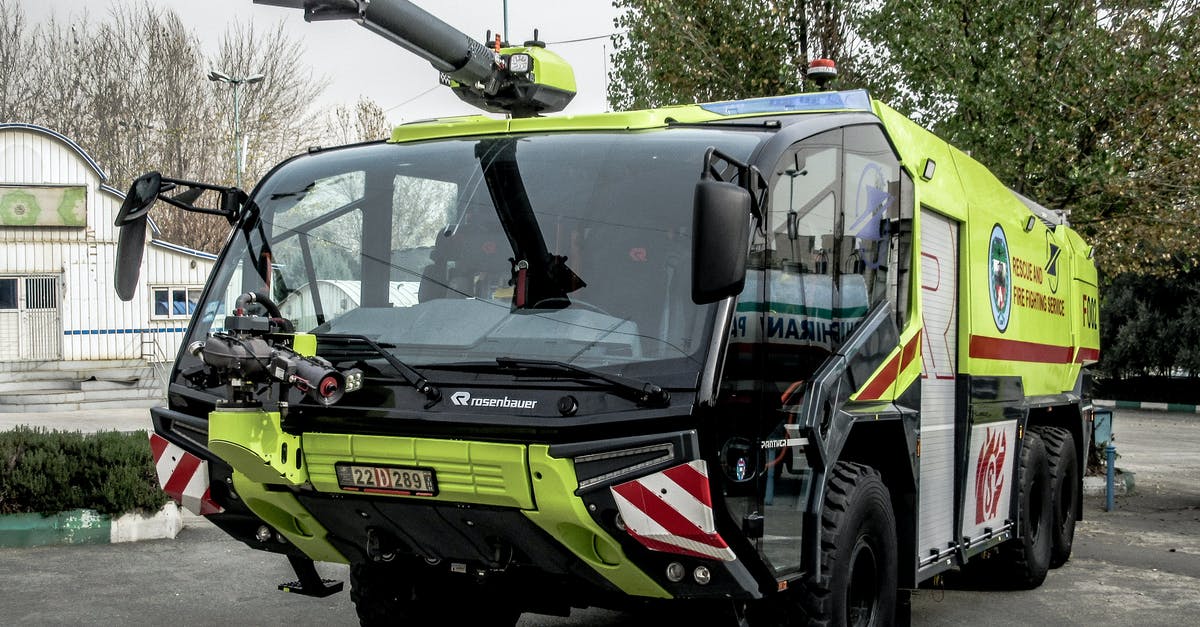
[22,0,621,124]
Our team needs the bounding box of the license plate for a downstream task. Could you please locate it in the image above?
[335,463,437,496]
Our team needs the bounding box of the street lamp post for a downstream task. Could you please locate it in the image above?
[208,70,265,189]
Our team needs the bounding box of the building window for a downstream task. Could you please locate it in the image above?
[152,286,202,319]
[0,278,16,309]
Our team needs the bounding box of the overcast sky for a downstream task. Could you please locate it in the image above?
[22,0,620,124]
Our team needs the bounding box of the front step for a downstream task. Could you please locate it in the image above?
[0,385,164,408]
[0,360,168,413]
[2,398,164,413]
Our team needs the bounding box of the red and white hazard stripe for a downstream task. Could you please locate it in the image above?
[149,433,222,516]
[610,460,736,562]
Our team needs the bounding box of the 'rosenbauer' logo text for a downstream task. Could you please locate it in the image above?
[449,391,537,410]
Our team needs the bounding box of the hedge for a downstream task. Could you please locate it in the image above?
[0,427,167,516]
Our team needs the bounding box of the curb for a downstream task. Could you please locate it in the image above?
[1095,399,1200,413]
[1083,470,1135,497]
[0,502,182,548]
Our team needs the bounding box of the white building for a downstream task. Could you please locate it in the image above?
[0,123,213,410]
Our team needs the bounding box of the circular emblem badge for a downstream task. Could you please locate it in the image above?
[988,224,1012,332]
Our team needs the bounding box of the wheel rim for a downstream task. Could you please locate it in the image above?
[847,536,879,627]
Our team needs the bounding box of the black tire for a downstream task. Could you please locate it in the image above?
[420,578,522,627]
[351,563,521,627]
[350,561,418,626]
[992,431,1053,588]
[796,462,898,627]
[1032,426,1079,568]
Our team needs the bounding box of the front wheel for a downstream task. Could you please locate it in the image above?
[796,462,898,627]
[351,563,520,627]
[351,561,418,626]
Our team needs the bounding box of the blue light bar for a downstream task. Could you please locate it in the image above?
[700,89,872,116]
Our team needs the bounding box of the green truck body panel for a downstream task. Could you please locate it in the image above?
[302,432,534,509]
[231,471,348,564]
[523,446,671,599]
[208,405,667,597]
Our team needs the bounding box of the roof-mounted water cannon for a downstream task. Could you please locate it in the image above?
[807,58,838,91]
[253,0,576,117]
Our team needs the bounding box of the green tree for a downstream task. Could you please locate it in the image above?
[608,0,859,110]
[855,1,1200,277]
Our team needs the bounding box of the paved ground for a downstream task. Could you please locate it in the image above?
[0,409,1196,625]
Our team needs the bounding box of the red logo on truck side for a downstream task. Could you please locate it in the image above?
[975,427,1007,524]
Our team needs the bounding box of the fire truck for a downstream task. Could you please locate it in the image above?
[116,1,1100,624]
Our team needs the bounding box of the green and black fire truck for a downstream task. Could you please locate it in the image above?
[117,1,1100,624]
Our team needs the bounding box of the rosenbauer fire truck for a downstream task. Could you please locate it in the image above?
[114,1,1101,624]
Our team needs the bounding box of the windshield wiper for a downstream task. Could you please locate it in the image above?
[492,357,671,408]
[316,334,442,408]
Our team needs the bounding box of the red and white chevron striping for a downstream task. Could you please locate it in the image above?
[149,433,222,516]
[610,460,736,562]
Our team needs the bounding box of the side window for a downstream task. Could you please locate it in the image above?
[842,125,901,317]
[894,169,915,326]
[0,278,17,309]
[766,129,842,273]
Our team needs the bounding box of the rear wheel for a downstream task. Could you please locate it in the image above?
[1032,426,1079,568]
[992,431,1053,588]
[796,462,898,627]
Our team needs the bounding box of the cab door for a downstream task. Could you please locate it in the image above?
[719,124,902,575]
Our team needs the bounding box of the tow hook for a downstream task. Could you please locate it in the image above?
[366,527,398,562]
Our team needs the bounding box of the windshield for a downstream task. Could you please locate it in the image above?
[192,130,761,379]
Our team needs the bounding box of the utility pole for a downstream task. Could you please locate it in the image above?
[208,70,265,188]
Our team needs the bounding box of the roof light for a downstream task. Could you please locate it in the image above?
[807,58,838,91]
[807,58,838,80]
[700,89,872,116]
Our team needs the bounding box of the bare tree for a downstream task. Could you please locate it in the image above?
[2,1,330,252]
[0,1,39,121]
[323,97,392,145]
[212,21,330,185]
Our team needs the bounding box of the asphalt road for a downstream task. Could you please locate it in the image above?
[1,409,1197,626]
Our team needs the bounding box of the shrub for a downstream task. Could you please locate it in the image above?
[0,427,167,516]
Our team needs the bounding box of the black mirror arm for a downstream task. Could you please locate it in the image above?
[155,175,246,221]
[700,147,768,229]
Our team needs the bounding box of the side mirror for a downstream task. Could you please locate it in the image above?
[692,179,751,304]
[114,172,161,301]
[116,172,161,225]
